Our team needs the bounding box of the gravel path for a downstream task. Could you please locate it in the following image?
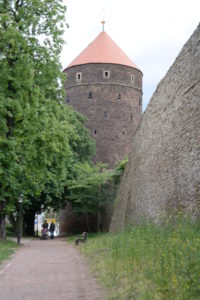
[0,238,106,300]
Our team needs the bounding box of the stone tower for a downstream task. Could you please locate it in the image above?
[64,29,143,167]
[59,29,143,234]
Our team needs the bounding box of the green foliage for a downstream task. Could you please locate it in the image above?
[111,156,128,185]
[65,157,128,232]
[0,0,95,237]
[67,162,112,215]
[80,215,200,299]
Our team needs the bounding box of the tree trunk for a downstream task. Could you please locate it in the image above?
[85,214,91,233]
[97,185,103,232]
[97,209,101,232]
[0,201,6,240]
[23,209,35,236]
[8,213,17,234]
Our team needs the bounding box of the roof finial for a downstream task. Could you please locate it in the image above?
[101,19,105,32]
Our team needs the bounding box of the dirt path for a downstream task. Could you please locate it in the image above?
[0,238,106,300]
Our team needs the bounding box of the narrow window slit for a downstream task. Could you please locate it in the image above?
[76,72,82,82]
[103,70,110,79]
[139,96,142,106]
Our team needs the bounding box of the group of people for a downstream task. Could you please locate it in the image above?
[41,220,56,240]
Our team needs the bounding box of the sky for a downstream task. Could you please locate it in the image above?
[61,0,200,111]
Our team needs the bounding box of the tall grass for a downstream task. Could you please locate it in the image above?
[80,215,200,299]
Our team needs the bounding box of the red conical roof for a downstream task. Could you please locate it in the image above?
[67,31,139,69]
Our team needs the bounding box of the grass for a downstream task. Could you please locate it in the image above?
[78,215,200,299]
[0,240,19,264]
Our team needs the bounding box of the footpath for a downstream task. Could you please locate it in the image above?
[0,238,105,300]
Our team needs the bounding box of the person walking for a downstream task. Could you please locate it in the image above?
[49,221,56,240]
[41,219,49,240]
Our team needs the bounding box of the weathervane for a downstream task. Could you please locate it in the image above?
[101,19,105,32]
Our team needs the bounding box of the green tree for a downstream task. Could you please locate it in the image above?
[0,0,95,239]
[21,109,95,236]
[66,157,128,232]
[66,162,112,232]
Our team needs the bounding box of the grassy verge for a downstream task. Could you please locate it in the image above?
[0,240,19,264]
[79,216,200,299]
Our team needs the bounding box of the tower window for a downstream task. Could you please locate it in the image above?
[66,96,70,103]
[131,75,135,84]
[88,92,92,98]
[130,114,133,121]
[117,93,121,99]
[104,111,107,117]
[122,130,125,135]
[103,70,110,79]
[76,72,82,82]
[94,129,97,134]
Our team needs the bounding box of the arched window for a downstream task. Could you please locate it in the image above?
[117,93,121,100]
[88,92,92,98]
[94,129,97,134]
[76,72,82,82]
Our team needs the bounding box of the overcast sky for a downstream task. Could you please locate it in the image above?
[61,0,200,111]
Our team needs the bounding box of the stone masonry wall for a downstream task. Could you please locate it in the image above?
[110,24,200,232]
[64,63,142,167]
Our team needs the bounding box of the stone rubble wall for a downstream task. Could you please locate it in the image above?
[64,63,142,167]
[110,23,200,232]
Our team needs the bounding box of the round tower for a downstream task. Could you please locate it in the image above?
[64,30,143,167]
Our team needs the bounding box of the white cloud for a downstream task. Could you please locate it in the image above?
[61,0,200,110]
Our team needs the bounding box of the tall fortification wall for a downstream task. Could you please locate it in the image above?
[110,24,200,232]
